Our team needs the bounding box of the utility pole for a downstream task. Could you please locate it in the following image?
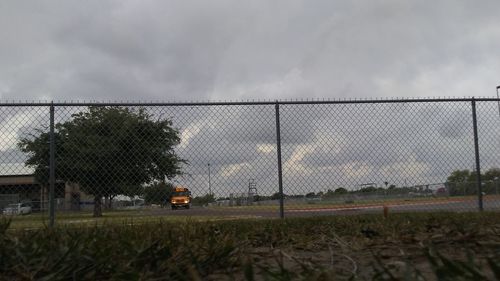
[208,163,212,196]
[471,98,483,211]
[49,102,55,228]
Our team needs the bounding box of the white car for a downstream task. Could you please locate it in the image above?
[2,203,32,215]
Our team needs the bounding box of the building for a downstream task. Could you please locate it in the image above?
[0,174,92,211]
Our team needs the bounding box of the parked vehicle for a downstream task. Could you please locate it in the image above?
[3,203,32,215]
[170,187,192,210]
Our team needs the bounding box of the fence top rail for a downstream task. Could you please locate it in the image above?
[0,97,499,107]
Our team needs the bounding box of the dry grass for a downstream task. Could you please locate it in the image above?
[1,212,500,280]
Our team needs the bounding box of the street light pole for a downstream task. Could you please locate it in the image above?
[496,85,500,118]
[495,177,499,195]
[208,163,211,196]
[494,86,500,197]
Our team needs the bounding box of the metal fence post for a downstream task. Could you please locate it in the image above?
[49,102,56,227]
[275,101,285,218]
[471,98,483,211]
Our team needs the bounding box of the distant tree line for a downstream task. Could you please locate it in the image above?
[446,168,500,196]
[135,167,500,207]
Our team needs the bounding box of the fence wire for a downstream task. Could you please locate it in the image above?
[1,99,500,222]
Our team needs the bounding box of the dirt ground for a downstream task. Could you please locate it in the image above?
[207,214,500,280]
[218,235,500,280]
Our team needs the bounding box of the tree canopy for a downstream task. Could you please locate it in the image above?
[334,187,348,194]
[19,106,185,217]
[446,168,500,183]
[143,182,174,206]
[446,169,471,183]
[446,168,500,196]
[191,193,215,206]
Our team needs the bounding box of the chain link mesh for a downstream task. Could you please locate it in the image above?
[280,102,490,214]
[0,105,50,216]
[1,100,499,221]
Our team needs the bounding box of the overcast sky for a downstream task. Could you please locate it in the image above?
[1,0,499,102]
[1,1,500,198]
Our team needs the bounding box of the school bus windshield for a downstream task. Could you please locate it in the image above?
[173,191,190,196]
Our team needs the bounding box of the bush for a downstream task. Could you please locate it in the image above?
[143,182,174,205]
[191,194,215,206]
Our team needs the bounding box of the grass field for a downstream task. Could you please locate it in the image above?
[4,194,497,230]
[2,212,500,280]
[212,194,488,210]
[2,209,226,230]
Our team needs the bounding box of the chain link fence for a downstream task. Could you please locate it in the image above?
[1,98,500,224]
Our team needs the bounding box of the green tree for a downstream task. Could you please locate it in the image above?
[446,169,474,196]
[191,193,215,206]
[446,170,471,183]
[19,106,185,217]
[323,189,335,198]
[305,192,316,198]
[121,185,145,199]
[360,186,377,193]
[334,187,348,194]
[484,168,500,181]
[271,192,287,200]
[143,182,174,205]
[480,168,500,195]
[468,171,480,183]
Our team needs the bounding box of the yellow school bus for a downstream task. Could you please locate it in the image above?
[170,187,192,210]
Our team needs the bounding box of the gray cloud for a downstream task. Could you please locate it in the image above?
[1,1,500,196]
[2,101,500,197]
[1,1,500,102]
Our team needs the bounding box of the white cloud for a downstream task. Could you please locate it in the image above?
[380,155,430,181]
[220,163,250,179]
[0,163,33,175]
[0,111,37,151]
[257,144,275,154]
[341,161,373,179]
[179,122,203,149]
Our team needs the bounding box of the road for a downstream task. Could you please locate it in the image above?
[151,198,500,218]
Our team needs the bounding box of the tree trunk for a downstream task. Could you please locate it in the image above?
[104,196,110,210]
[93,195,103,217]
[108,195,114,209]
